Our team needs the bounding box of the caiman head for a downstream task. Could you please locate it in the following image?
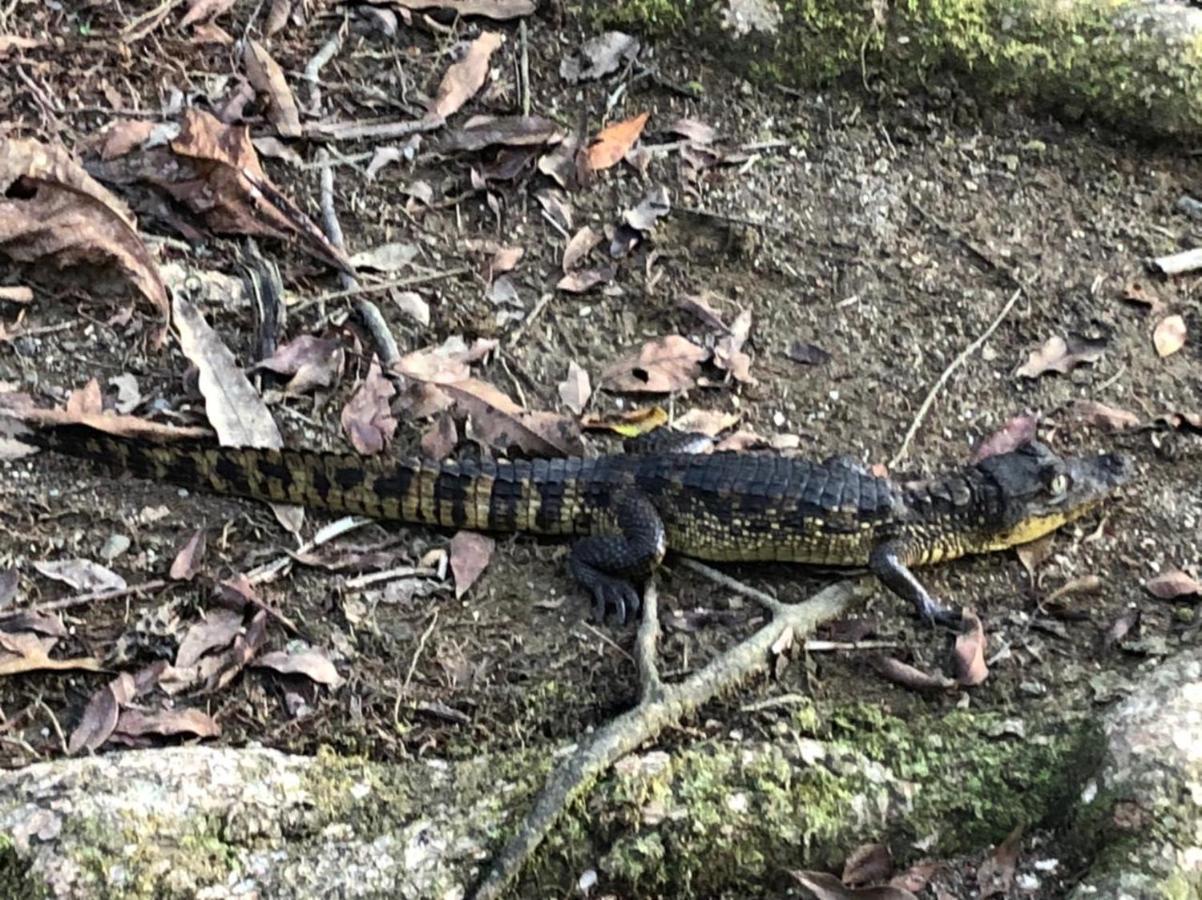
[972,440,1131,552]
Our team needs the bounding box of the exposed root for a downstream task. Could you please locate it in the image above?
[472,574,873,899]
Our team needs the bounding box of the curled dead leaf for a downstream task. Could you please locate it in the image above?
[114,707,221,739]
[254,648,343,686]
[168,530,207,581]
[340,358,398,455]
[601,335,709,393]
[558,361,591,415]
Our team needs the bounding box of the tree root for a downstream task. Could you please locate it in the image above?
[472,571,874,899]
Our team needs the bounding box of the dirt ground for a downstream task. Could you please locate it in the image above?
[1,1,1200,897]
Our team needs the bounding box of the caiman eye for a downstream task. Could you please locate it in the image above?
[1048,473,1069,496]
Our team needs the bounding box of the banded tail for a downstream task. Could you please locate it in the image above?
[23,423,597,537]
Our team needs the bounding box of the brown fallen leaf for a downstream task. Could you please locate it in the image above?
[673,408,739,437]
[114,707,221,739]
[176,608,244,668]
[265,0,292,35]
[443,115,564,152]
[0,137,169,330]
[790,870,918,900]
[843,843,893,888]
[1145,570,1201,599]
[341,358,398,455]
[14,377,211,442]
[391,0,533,19]
[558,361,591,415]
[668,117,717,144]
[430,32,504,120]
[173,288,303,534]
[442,378,584,456]
[243,39,302,138]
[870,655,956,692]
[34,558,126,593]
[580,405,669,438]
[254,648,343,686]
[0,631,104,677]
[420,412,459,459]
[202,609,268,694]
[952,610,989,686]
[584,111,649,171]
[978,824,1023,899]
[560,31,640,83]
[165,109,352,271]
[1153,314,1187,358]
[394,335,497,385]
[95,120,159,161]
[1069,399,1140,432]
[169,530,207,581]
[677,292,731,331]
[585,112,649,172]
[889,860,942,894]
[713,307,755,384]
[537,133,585,191]
[562,225,602,272]
[255,334,345,394]
[1015,335,1105,378]
[601,335,709,393]
[1102,609,1140,650]
[68,672,136,754]
[535,188,573,232]
[556,265,616,293]
[180,0,236,28]
[971,414,1038,462]
[450,531,495,599]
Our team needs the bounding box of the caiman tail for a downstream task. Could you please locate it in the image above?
[20,422,593,537]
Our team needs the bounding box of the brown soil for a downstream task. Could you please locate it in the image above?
[0,2,1199,897]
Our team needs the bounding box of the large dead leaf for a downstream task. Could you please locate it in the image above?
[394,336,497,385]
[712,307,755,384]
[585,112,649,172]
[560,31,640,83]
[562,225,602,272]
[450,531,494,599]
[243,40,302,138]
[34,558,126,593]
[1153,314,1187,358]
[0,137,169,330]
[68,672,136,753]
[114,707,221,739]
[176,608,243,668]
[441,379,584,456]
[430,32,504,120]
[164,109,351,271]
[1145,570,1201,599]
[558,362,591,415]
[255,335,345,394]
[443,115,564,152]
[254,648,343,686]
[0,631,104,678]
[173,290,302,534]
[15,378,211,442]
[601,335,709,393]
[340,358,398,455]
[1015,335,1104,378]
[169,529,207,581]
[179,0,236,27]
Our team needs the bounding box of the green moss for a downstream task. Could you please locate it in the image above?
[0,835,48,900]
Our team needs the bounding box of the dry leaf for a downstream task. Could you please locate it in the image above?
[450,531,494,599]
[602,335,709,393]
[668,117,717,143]
[562,225,602,272]
[537,134,583,190]
[0,137,169,328]
[1145,570,1201,599]
[264,0,292,35]
[341,358,398,455]
[623,186,671,232]
[560,31,639,83]
[952,611,988,686]
[673,408,739,437]
[713,307,754,384]
[114,707,221,739]
[1153,314,1186,357]
[180,0,236,28]
[15,378,211,442]
[1069,400,1140,432]
[68,672,135,753]
[165,109,351,271]
[971,414,1038,462]
[790,870,918,900]
[254,648,343,686]
[535,188,573,231]
[556,265,615,293]
[394,336,497,385]
[580,406,668,438]
[34,558,126,593]
[96,120,160,161]
[168,530,207,581]
[255,335,345,394]
[558,361,591,414]
[585,112,649,172]
[978,824,1023,899]
[1016,335,1104,378]
[444,114,564,151]
[440,378,584,456]
[173,290,303,534]
[870,655,956,692]
[392,290,430,327]
[391,0,533,18]
[0,631,104,677]
[420,413,459,459]
[176,608,244,668]
[430,32,504,120]
[786,340,831,366]
[350,242,419,272]
[243,40,302,138]
[843,843,893,888]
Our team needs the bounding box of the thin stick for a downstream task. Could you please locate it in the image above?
[636,580,663,700]
[677,558,784,615]
[27,579,170,614]
[294,267,472,313]
[305,30,344,114]
[518,19,531,117]
[246,515,374,584]
[343,565,439,591]
[305,115,444,142]
[889,287,1023,468]
[580,623,635,664]
[803,639,899,652]
[402,611,438,692]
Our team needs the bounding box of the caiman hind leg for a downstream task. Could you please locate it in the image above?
[869,539,963,627]
[568,489,667,625]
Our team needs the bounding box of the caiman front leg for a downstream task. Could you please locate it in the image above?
[869,540,963,628]
[568,489,667,626]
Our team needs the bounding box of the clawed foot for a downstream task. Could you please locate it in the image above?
[584,574,642,626]
[915,596,964,629]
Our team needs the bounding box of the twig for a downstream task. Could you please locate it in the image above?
[677,558,784,615]
[317,149,401,366]
[305,29,344,115]
[34,697,68,756]
[27,579,170,614]
[803,639,899,652]
[675,205,788,234]
[401,611,438,692]
[580,623,634,665]
[518,19,531,117]
[889,287,1023,468]
[506,292,552,346]
[305,115,444,142]
[245,515,374,584]
[120,0,185,42]
[635,580,663,700]
[472,576,872,900]
[344,565,439,591]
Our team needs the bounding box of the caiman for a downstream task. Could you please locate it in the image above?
[13,422,1130,626]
